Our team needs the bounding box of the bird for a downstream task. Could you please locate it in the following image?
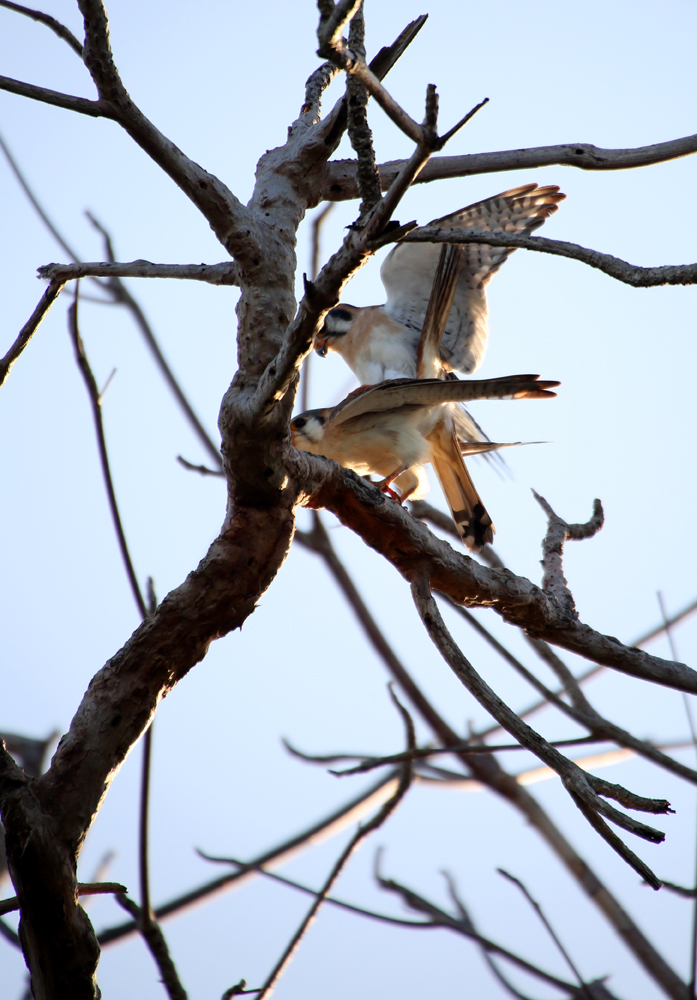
[314,184,565,387]
[291,374,559,550]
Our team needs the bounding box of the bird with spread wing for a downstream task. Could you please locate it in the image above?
[314,183,564,384]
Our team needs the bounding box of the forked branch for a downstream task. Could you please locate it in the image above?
[411,574,671,887]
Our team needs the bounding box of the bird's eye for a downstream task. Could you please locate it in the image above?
[294,417,306,430]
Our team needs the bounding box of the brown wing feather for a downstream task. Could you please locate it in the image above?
[427,419,494,551]
[331,374,559,427]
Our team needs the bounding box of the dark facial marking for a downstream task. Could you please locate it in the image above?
[329,307,353,323]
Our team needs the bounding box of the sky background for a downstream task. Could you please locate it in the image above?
[1,1,697,998]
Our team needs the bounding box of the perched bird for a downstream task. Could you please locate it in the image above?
[314,184,565,386]
[291,374,559,550]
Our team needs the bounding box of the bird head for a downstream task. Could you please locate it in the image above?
[314,305,358,357]
[291,410,328,450]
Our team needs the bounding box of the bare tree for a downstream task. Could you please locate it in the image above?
[1,2,697,999]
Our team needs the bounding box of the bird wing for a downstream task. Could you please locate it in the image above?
[330,374,559,427]
[427,419,494,550]
[380,184,565,374]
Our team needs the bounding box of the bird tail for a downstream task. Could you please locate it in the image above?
[427,422,494,551]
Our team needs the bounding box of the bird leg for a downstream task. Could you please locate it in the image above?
[375,465,408,502]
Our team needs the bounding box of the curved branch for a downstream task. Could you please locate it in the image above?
[300,459,697,693]
[321,133,697,200]
[394,226,697,288]
[411,575,671,887]
[0,1,83,55]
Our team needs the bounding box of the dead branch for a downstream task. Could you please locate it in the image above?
[293,512,688,999]
[0,74,110,116]
[498,868,594,1000]
[98,770,399,944]
[0,279,65,387]
[254,689,414,999]
[374,858,608,998]
[345,3,382,219]
[38,261,239,285]
[68,293,148,619]
[303,460,697,693]
[0,1,83,55]
[0,882,126,917]
[395,226,697,287]
[115,896,188,1000]
[2,0,259,262]
[534,494,604,622]
[411,574,670,887]
[445,599,697,786]
[321,133,697,200]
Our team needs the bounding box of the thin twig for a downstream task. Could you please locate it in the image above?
[115,896,188,1000]
[0,881,127,916]
[284,734,603,773]
[374,857,593,996]
[0,74,111,117]
[97,770,400,944]
[301,202,335,412]
[498,868,594,1000]
[85,213,224,467]
[177,456,225,477]
[68,289,148,619]
[2,129,224,467]
[254,689,414,999]
[442,597,697,786]
[0,1,83,56]
[346,2,382,220]
[0,130,81,261]
[139,725,153,930]
[220,852,609,997]
[0,279,65,387]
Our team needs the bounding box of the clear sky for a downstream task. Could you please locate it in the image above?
[1,2,696,998]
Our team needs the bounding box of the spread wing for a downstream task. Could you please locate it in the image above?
[330,374,559,427]
[380,184,565,374]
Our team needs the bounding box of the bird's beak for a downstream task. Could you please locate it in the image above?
[314,332,328,357]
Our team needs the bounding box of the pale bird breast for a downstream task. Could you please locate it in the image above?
[344,308,417,383]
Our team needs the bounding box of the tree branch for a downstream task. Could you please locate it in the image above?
[115,896,188,1000]
[320,133,697,200]
[0,0,83,55]
[0,279,65,387]
[293,509,688,999]
[0,882,126,917]
[375,861,611,998]
[302,461,697,693]
[38,261,239,285]
[98,769,399,944]
[444,599,697,786]
[0,74,110,116]
[254,690,414,999]
[392,226,697,288]
[411,575,670,887]
[68,292,148,619]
